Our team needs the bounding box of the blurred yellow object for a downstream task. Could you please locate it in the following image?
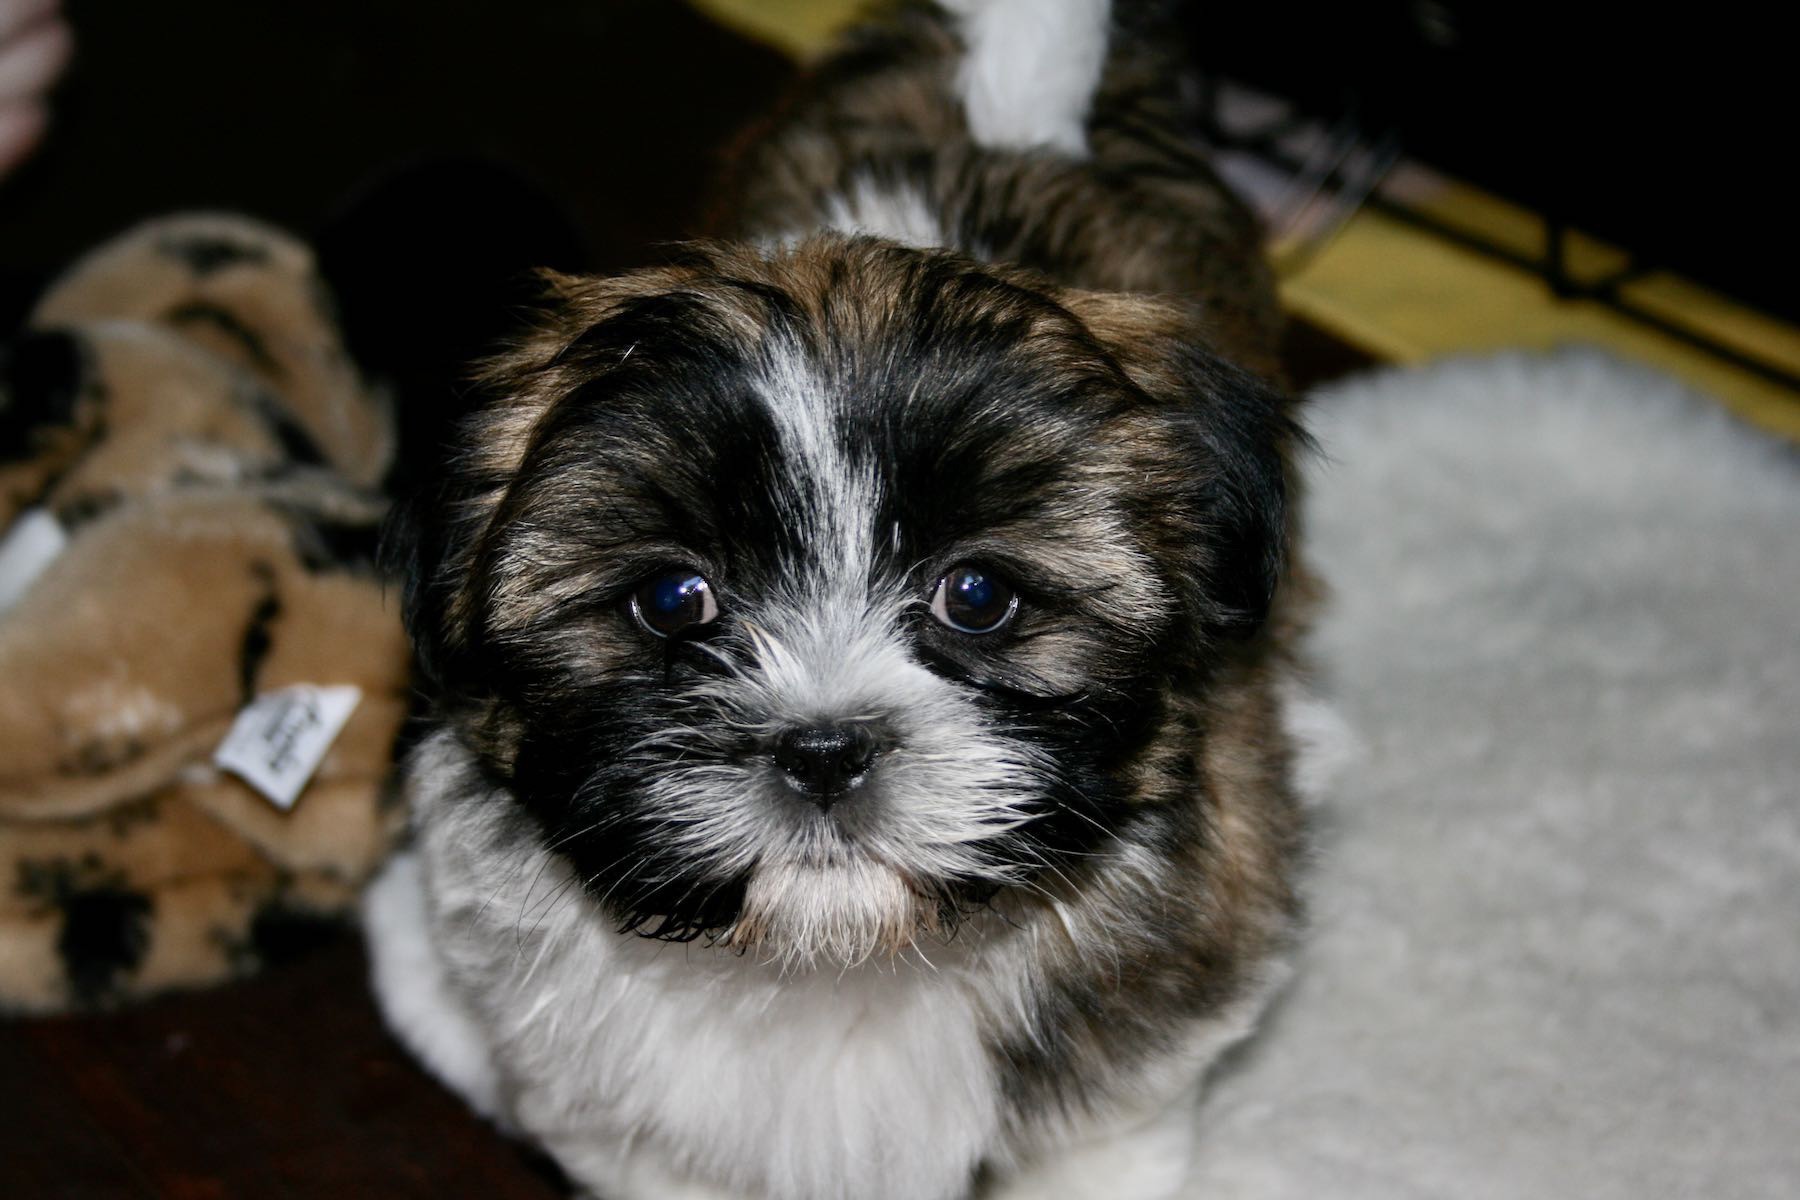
[683,1,1800,440]
[687,0,863,60]
[1279,182,1800,442]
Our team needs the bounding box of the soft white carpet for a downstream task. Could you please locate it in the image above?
[1189,349,1800,1198]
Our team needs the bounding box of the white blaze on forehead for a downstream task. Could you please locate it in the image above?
[755,340,878,593]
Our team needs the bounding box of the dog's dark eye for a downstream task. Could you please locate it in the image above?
[630,569,719,638]
[929,564,1017,635]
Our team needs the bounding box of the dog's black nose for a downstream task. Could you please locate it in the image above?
[774,724,878,805]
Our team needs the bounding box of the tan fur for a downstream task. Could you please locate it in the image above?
[31,213,393,488]
[0,215,407,1012]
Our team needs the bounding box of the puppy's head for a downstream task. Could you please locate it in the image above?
[396,237,1293,965]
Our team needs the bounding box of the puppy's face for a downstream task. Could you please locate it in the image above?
[399,238,1289,965]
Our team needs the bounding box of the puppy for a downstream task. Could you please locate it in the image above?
[364,3,1310,1197]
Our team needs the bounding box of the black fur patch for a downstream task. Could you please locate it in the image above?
[156,232,271,276]
[239,563,283,703]
[60,731,148,776]
[58,885,153,1006]
[233,381,327,467]
[0,330,92,463]
[280,507,382,573]
[16,858,153,1007]
[165,302,283,377]
[53,488,122,531]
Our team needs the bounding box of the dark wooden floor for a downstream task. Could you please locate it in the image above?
[0,934,568,1199]
[0,5,1372,1196]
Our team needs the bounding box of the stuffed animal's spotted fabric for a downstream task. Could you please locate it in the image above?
[0,214,408,1011]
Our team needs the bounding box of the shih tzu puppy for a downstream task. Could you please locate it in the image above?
[363,2,1312,1198]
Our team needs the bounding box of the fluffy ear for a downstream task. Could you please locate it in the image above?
[378,472,458,687]
[373,266,667,690]
[1065,290,1300,639]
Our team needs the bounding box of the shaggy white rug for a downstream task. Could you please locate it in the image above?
[1188,350,1800,1198]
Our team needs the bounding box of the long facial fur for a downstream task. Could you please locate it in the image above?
[393,236,1296,972]
[380,1,1312,1192]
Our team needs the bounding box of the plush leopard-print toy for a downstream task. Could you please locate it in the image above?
[0,214,409,1012]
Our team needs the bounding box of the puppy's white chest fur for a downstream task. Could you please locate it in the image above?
[377,732,1003,1200]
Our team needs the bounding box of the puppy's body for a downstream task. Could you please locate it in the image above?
[366,4,1309,1198]
[725,0,1282,374]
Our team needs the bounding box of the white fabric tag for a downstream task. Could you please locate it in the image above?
[0,508,69,617]
[214,685,362,810]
